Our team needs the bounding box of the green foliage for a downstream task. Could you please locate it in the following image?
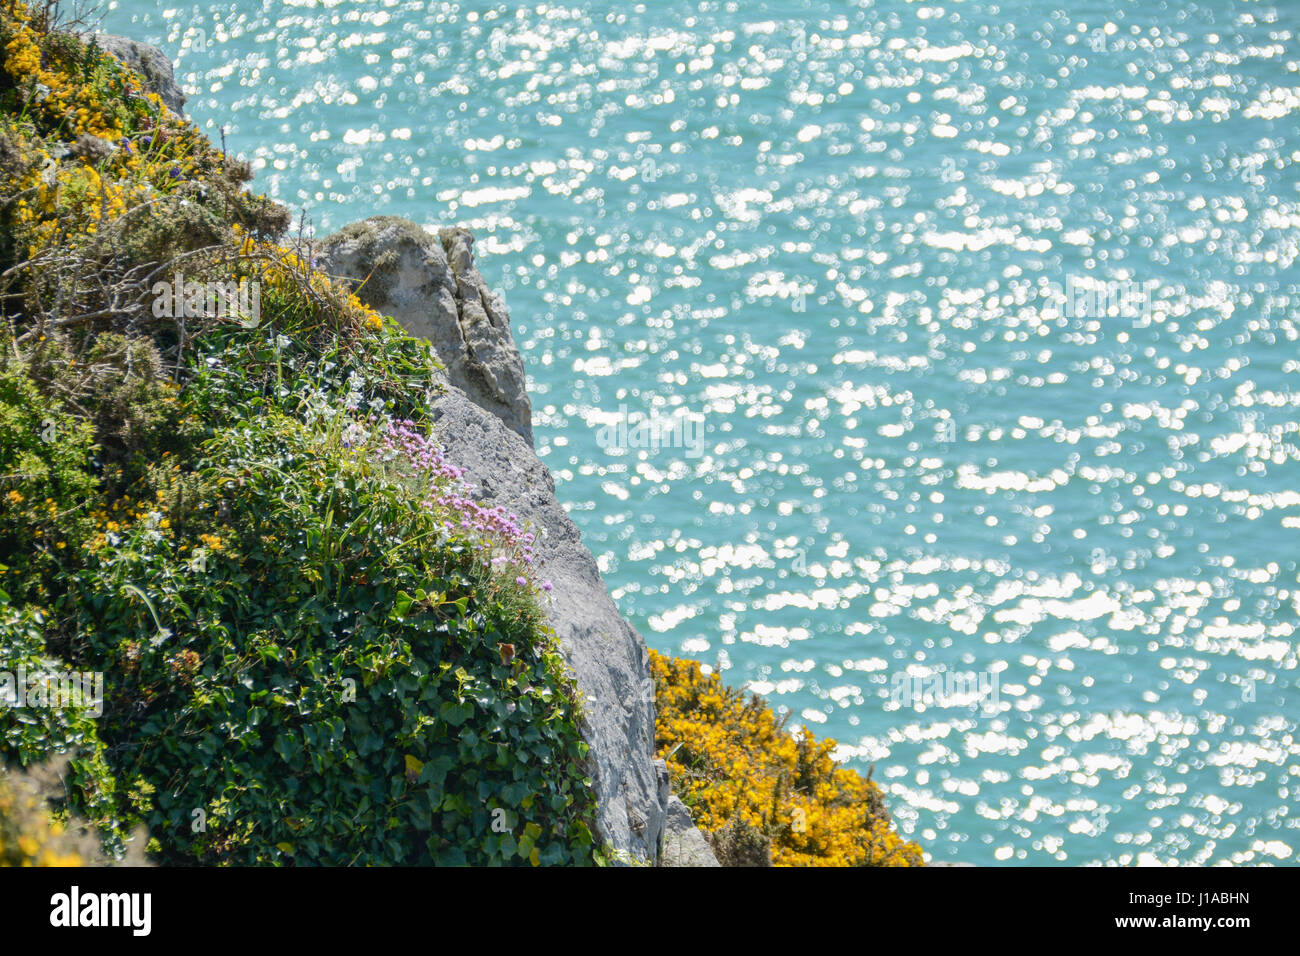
[1,315,601,865]
[0,5,601,866]
[0,600,126,856]
[0,354,97,603]
[50,399,595,865]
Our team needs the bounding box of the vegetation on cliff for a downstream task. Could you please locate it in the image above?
[651,651,923,866]
[0,1,595,865]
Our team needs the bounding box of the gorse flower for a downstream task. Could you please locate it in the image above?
[651,651,924,867]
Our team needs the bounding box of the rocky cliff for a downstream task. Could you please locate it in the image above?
[315,219,679,861]
[99,33,714,865]
[314,220,534,445]
[94,33,186,115]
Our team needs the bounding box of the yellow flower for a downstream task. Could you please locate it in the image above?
[649,650,924,867]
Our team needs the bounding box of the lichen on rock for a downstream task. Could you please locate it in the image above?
[314,217,535,445]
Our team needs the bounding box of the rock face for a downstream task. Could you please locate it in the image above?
[314,218,533,445]
[660,796,721,868]
[318,216,717,864]
[95,35,187,116]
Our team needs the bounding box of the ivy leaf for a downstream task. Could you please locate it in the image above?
[438,700,472,727]
[391,590,414,620]
[419,755,455,790]
[273,733,298,763]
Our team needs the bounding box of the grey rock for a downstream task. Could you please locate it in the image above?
[69,133,115,164]
[660,796,721,867]
[319,216,720,864]
[94,35,186,116]
[313,217,534,445]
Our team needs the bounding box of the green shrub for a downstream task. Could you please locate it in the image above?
[0,355,98,603]
[59,390,595,863]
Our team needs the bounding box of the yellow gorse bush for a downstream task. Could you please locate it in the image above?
[3,4,126,140]
[651,650,924,866]
[13,161,133,249]
[1,2,249,262]
[1,1,377,344]
[237,229,386,332]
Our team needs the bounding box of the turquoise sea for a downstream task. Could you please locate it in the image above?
[102,0,1298,865]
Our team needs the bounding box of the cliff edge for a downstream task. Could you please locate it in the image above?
[4,15,920,867]
[315,219,706,862]
[99,29,715,866]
